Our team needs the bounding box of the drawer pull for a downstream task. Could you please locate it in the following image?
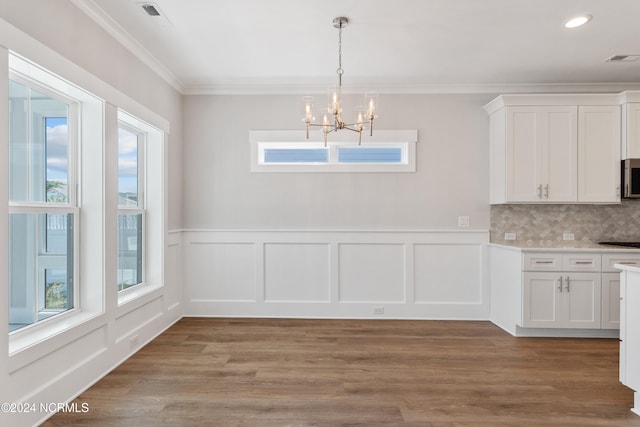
[619,262,638,265]
[535,261,554,264]
[575,261,593,265]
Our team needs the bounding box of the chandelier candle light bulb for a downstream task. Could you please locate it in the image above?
[303,17,378,146]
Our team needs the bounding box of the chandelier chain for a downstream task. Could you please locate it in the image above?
[337,22,343,87]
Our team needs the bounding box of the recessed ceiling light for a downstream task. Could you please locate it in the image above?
[564,14,592,28]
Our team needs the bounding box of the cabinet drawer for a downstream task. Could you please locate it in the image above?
[523,253,562,271]
[562,253,601,271]
[602,253,640,272]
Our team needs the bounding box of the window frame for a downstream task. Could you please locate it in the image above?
[7,72,80,334]
[6,52,106,358]
[116,121,146,293]
[115,109,164,307]
[250,130,418,173]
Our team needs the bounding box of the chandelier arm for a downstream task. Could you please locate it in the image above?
[307,123,336,128]
[341,125,362,133]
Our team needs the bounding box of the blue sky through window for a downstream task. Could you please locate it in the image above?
[264,148,328,163]
[118,127,138,197]
[45,117,68,182]
[337,147,402,163]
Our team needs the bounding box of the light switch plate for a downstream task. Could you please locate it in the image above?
[563,233,575,241]
[458,216,470,227]
[504,232,517,241]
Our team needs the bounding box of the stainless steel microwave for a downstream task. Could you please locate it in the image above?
[623,159,640,198]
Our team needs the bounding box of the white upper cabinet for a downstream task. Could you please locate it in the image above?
[620,91,640,159]
[506,106,577,202]
[578,106,621,202]
[485,94,621,204]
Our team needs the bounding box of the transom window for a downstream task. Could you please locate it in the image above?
[250,130,417,172]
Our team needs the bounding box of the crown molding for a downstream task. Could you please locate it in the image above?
[70,0,184,93]
[183,81,640,96]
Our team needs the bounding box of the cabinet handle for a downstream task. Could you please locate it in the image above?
[544,184,549,199]
[537,184,542,199]
[575,261,593,265]
[558,276,563,292]
[617,185,621,199]
[535,260,554,264]
[620,262,637,265]
[565,276,570,292]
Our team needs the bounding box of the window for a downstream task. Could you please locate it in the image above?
[116,109,164,304]
[117,124,144,291]
[250,130,417,172]
[6,53,104,349]
[8,77,78,332]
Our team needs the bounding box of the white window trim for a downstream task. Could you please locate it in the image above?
[7,53,105,356]
[250,130,418,173]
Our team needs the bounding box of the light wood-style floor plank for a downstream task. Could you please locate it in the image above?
[43,318,640,426]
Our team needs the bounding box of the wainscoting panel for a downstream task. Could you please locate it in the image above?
[339,243,405,303]
[185,242,257,302]
[414,244,483,304]
[264,243,330,302]
[183,230,489,320]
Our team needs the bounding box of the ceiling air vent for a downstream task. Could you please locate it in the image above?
[136,2,172,26]
[605,54,640,62]
[141,3,161,16]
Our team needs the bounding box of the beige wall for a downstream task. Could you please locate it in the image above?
[182,93,494,230]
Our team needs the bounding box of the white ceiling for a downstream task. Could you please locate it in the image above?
[72,0,640,94]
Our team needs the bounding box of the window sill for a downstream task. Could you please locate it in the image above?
[8,310,104,372]
[117,282,164,307]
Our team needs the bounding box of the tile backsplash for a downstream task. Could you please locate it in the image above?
[491,201,640,245]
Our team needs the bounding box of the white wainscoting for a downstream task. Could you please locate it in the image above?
[184,229,490,320]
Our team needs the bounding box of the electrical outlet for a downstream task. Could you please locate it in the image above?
[129,335,140,350]
[373,306,384,315]
[457,216,470,227]
[563,233,575,241]
[504,232,517,241]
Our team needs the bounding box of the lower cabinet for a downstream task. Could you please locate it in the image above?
[489,245,640,336]
[519,251,640,331]
[619,268,640,415]
[523,271,600,328]
[602,272,621,329]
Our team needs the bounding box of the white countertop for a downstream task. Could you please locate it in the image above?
[489,241,640,252]
[615,263,640,273]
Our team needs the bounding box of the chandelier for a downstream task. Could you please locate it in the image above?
[303,17,378,146]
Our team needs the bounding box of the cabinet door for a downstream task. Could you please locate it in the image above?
[578,106,621,202]
[601,272,621,330]
[545,108,578,202]
[506,108,542,202]
[624,271,640,390]
[624,103,640,159]
[505,107,577,202]
[522,272,562,327]
[561,272,601,329]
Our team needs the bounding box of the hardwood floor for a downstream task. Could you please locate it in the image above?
[43,318,640,426]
